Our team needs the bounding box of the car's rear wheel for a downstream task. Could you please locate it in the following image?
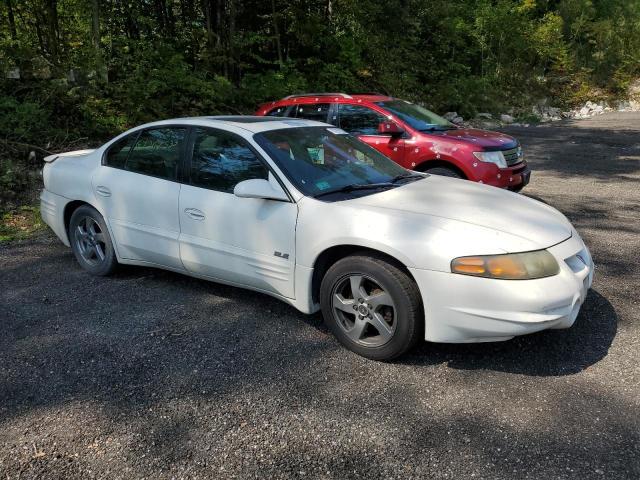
[426,166,463,178]
[320,253,423,360]
[69,205,117,276]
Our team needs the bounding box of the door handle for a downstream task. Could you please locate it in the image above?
[96,185,111,197]
[184,208,205,221]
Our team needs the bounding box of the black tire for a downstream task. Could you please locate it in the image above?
[320,253,423,361]
[426,166,463,178]
[69,205,118,276]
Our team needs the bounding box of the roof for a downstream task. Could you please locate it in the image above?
[204,116,330,132]
[132,115,331,134]
[276,93,393,103]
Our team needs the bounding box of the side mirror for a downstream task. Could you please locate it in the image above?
[378,121,404,136]
[234,178,288,201]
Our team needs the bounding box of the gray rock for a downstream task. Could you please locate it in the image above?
[452,116,464,125]
[443,112,458,121]
[477,112,493,119]
[31,56,52,79]
[6,67,20,79]
[616,100,631,111]
[500,114,514,124]
[547,106,562,117]
[478,120,500,129]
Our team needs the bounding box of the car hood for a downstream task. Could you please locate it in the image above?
[432,128,518,149]
[346,175,572,251]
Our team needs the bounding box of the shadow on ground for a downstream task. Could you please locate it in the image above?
[404,290,616,376]
[503,121,640,181]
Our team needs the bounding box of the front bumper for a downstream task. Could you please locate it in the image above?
[409,234,593,343]
[479,161,530,189]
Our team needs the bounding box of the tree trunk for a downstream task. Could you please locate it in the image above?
[202,0,211,35]
[272,0,283,66]
[180,0,196,65]
[215,0,222,48]
[228,0,235,81]
[48,0,60,58]
[6,0,18,40]
[90,0,107,81]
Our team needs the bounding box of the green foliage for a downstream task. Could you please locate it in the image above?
[0,158,31,202]
[0,0,639,206]
[0,206,44,242]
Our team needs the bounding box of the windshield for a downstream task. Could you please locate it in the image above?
[254,127,412,198]
[376,100,454,131]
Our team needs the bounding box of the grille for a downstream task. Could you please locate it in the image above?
[502,147,523,166]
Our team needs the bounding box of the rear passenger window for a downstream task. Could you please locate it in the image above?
[105,133,138,169]
[266,106,288,117]
[190,128,269,193]
[294,103,330,123]
[125,128,186,180]
[339,104,386,135]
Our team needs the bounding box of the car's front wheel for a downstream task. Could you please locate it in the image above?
[69,205,118,276]
[320,253,423,360]
[426,166,463,178]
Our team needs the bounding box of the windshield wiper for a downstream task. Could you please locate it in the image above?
[389,172,424,183]
[419,126,456,132]
[314,182,394,198]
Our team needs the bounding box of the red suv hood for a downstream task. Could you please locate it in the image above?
[433,128,518,150]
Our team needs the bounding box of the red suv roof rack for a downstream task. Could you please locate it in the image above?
[282,92,353,100]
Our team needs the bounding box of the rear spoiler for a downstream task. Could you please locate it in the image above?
[44,149,95,163]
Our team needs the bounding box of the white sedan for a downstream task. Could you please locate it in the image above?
[41,116,594,360]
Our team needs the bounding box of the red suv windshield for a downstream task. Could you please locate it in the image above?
[375,100,455,132]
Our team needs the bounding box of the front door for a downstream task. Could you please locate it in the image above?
[337,103,406,165]
[92,127,186,269]
[178,127,298,298]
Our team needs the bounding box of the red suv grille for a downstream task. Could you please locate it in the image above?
[502,147,523,166]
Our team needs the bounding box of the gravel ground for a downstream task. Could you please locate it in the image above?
[1,112,639,479]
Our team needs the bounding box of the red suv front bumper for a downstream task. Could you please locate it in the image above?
[472,161,531,190]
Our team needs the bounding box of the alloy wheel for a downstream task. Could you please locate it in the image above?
[331,274,397,347]
[73,216,107,266]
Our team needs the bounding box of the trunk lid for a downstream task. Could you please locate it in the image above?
[44,149,95,163]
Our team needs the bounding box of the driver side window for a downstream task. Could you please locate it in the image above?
[190,128,269,193]
[338,104,386,136]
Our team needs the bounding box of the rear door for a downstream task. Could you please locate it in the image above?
[92,127,186,269]
[178,127,298,298]
[337,104,406,165]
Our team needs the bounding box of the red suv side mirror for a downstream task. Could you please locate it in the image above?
[378,121,404,136]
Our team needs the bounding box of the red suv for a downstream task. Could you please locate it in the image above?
[255,93,530,190]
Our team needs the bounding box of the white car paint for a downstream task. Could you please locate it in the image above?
[178,173,298,298]
[92,163,183,268]
[41,116,593,343]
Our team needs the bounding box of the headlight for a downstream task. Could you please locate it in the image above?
[473,151,507,169]
[451,250,559,280]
